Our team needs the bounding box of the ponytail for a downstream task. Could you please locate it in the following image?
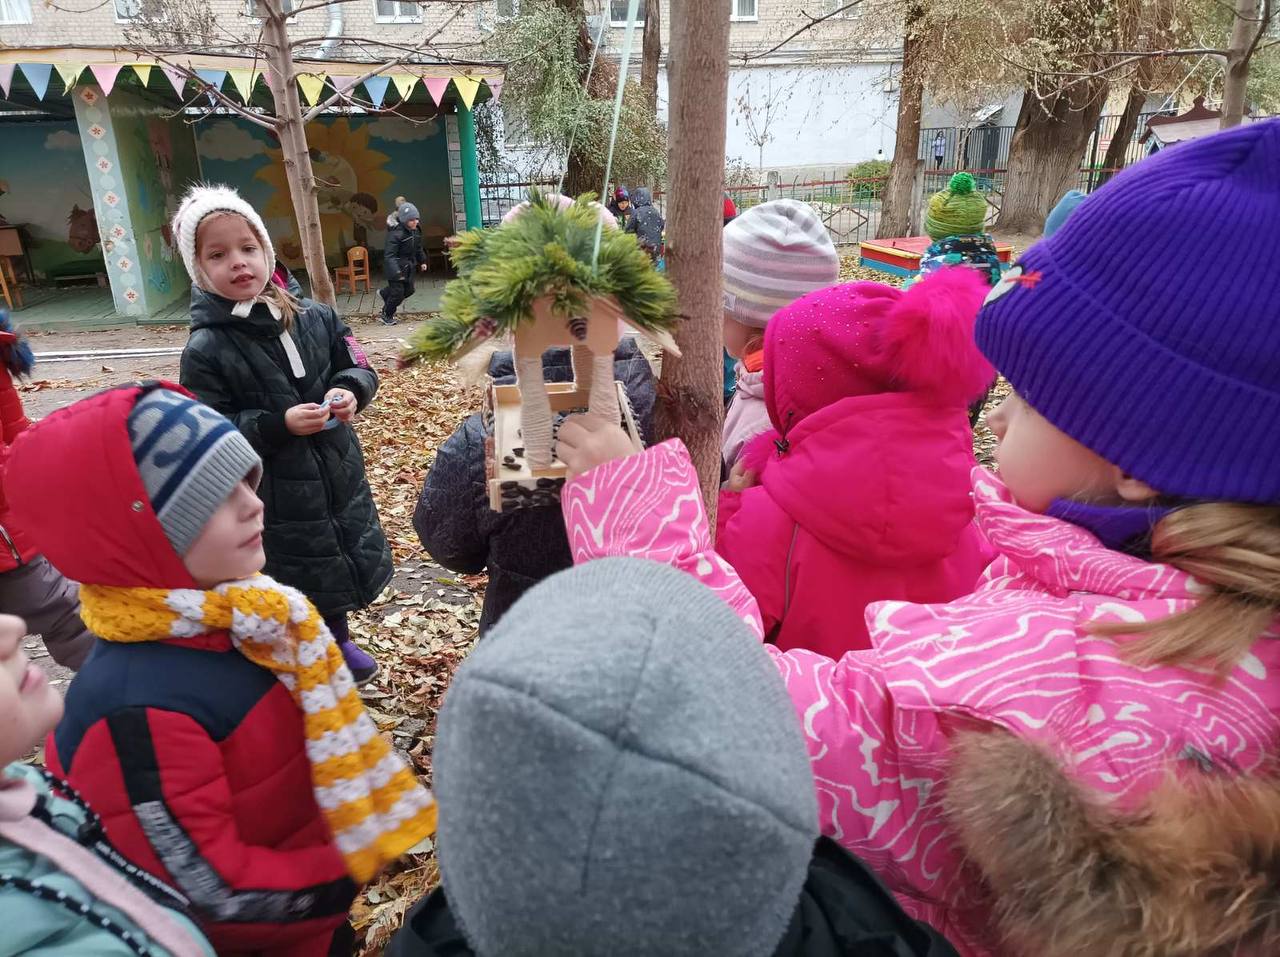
[1105,503,1280,670]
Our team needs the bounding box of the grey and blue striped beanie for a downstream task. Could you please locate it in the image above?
[126,388,262,556]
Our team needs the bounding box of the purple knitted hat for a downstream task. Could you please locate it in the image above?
[976,118,1280,504]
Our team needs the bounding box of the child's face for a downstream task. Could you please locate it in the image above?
[0,614,63,765]
[987,391,1129,512]
[723,313,759,360]
[183,480,267,589]
[196,214,268,301]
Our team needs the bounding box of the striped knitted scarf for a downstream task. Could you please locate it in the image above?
[79,575,437,884]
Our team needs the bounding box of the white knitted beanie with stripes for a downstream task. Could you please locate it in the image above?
[722,200,840,329]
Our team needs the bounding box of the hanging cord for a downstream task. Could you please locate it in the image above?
[593,0,643,268]
[556,9,612,199]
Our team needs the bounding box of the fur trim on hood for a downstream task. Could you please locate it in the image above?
[945,731,1280,957]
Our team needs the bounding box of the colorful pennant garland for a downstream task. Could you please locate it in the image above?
[18,63,52,101]
[91,65,123,97]
[486,78,504,103]
[0,64,13,99]
[391,74,419,102]
[132,63,152,86]
[227,69,256,102]
[160,67,187,96]
[56,63,82,93]
[297,73,327,106]
[451,75,481,110]
[363,74,390,108]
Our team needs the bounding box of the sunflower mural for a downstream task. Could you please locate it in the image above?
[257,118,395,268]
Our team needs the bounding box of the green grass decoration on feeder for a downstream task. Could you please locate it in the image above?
[402,190,677,363]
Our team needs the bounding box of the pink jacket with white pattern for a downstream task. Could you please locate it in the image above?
[561,439,1280,956]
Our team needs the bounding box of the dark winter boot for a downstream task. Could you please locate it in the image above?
[340,639,380,685]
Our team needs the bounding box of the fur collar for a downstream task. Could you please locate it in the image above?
[945,731,1280,956]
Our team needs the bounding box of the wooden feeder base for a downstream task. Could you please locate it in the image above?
[485,379,641,513]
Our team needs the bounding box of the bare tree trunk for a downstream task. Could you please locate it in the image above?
[555,0,607,196]
[262,10,335,306]
[1097,83,1146,187]
[1221,0,1262,128]
[997,80,1107,233]
[877,3,925,239]
[642,0,661,118]
[656,0,730,520]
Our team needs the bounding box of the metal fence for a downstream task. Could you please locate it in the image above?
[477,178,558,226]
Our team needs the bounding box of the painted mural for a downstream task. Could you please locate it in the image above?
[0,121,106,279]
[194,115,452,269]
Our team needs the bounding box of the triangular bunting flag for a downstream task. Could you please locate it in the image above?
[363,75,390,108]
[485,77,504,103]
[56,64,83,93]
[91,65,124,96]
[423,76,451,107]
[297,73,326,106]
[0,64,13,99]
[195,69,226,92]
[18,63,53,101]
[160,67,187,96]
[333,75,358,93]
[132,63,152,86]
[452,75,481,110]
[227,69,256,102]
[391,74,418,102]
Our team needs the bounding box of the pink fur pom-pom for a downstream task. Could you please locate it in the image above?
[880,268,995,405]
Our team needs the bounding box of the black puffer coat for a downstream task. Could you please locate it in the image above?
[413,340,656,635]
[384,223,425,281]
[179,288,393,617]
[385,838,959,956]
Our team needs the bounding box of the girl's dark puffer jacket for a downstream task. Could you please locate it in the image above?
[179,287,393,617]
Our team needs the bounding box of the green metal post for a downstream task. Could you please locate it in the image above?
[457,103,483,229]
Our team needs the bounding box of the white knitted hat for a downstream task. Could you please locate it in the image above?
[171,184,275,292]
[722,200,839,329]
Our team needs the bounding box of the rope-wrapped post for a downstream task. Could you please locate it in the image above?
[571,341,595,400]
[515,352,555,470]
[587,352,620,424]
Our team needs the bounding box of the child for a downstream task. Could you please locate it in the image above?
[0,609,214,956]
[387,559,958,957]
[173,185,391,684]
[607,186,631,228]
[718,269,995,656]
[916,173,1002,287]
[556,119,1280,955]
[0,311,96,669]
[721,200,839,470]
[414,339,656,636]
[623,187,664,259]
[4,383,436,957]
[380,200,429,326]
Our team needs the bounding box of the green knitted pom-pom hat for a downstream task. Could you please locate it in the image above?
[925,172,986,240]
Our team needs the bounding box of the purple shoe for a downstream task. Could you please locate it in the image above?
[339,639,380,685]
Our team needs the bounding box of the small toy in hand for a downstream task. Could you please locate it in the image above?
[317,394,344,431]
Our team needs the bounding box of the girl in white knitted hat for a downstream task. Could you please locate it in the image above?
[171,184,392,684]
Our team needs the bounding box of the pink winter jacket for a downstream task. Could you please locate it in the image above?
[562,440,1280,956]
[718,392,993,657]
[720,366,769,469]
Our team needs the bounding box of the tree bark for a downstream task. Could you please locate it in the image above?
[642,0,661,117]
[996,80,1108,234]
[1221,0,1262,128]
[655,0,730,521]
[262,7,335,306]
[1096,83,1146,187]
[877,3,925,239]
[555,0,607,196]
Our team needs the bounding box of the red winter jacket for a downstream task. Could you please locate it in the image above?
[0,360,37,572]
[5,382,355,957]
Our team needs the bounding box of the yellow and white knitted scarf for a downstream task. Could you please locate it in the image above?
[79,575,437,884]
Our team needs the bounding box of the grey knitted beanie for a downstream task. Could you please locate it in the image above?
[434,557,818,957]
[126,388,262,557]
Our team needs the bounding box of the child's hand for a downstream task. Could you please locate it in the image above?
[285,403,330,435]
[324,388,358,423]
[557,415,640,478]
[726,460,758,493]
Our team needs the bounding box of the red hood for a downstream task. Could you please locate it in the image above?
[5,382,197,589]
[742,391,977,564]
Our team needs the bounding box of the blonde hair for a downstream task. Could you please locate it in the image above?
[1102,503,1280,670]
[195,211,301,330]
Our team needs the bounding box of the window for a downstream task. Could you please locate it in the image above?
[730,0,757,21]
[114,0,141,21]
[375,0,422,23]
[0,0,31,24]
[609,0,645,25]
[495,0,518,19]
[826,0,862,17]
[247,0,295,18]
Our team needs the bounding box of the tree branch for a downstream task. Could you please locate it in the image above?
[128,47,282,130]
[740,1,866,62]
[1241,0,1274,67]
